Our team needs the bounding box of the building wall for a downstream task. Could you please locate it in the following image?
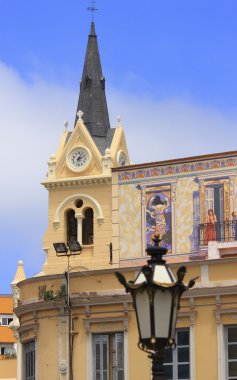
[42,182,113,274]
[14,152,237,380]
[114,152,237,262]
[0,296,16,380]
[15,258,237,380]
[0,359,17,380]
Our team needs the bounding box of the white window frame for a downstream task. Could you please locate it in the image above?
[0,314,13,326]
[164,328,190,380]
[225,325,237,380]
[92,332,125,380]
[0,343,15,355]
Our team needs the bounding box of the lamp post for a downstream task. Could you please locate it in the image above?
[115,234,196,380]
[53,241,82,380]
[53,241,82,308]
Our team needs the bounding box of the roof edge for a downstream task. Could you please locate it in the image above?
[112,150,237,172]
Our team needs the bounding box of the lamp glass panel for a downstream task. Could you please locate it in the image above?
[135,290,151,339]
[153,266,174,284]
[134,271,146,285]
[167,267,176,282]
[154,288,172,338]
[171,292,179,340]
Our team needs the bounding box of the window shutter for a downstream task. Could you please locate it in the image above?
[114,333,124,380]
[93,335,109,380]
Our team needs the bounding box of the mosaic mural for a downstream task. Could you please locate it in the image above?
[146,186,172,252]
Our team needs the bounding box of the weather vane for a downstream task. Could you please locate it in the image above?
[87,0,98,21]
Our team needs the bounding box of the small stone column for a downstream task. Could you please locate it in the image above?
[75,213,84,244]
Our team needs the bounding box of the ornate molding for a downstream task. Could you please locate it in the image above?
[83,316,129,335]
[118,160,237,184]
[176,310,197,326]
[18,322,39,343]
[42,175,111,190]
[58,360,67,375]
[215,306,237,324]
[53,193,104,226]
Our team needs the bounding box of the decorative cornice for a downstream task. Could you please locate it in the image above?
[184,284,237,298]
[83,316,129,335]
[196,170,236,181]
[215,307,237,324]
[117,156,237,184]
[42,174,112,190]
[14,293,131,317]
[113,150,237,172]
[18,322,39,342]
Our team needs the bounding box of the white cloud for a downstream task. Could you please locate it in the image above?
[0,62,77,217]
[1,61,237,289]
[107,89,237,164]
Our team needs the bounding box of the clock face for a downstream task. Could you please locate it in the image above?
[119,152,127,166]
[70,148,89,169]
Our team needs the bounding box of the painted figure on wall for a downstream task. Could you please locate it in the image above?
[205,209,217,244]
[232,211,237,240]
[146,188,172,251]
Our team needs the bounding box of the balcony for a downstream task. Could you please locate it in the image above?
[199,220,237,259]
[199,220,237,245]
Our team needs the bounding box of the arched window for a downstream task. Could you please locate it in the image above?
[67,209,77,243]
[82,208,94,245]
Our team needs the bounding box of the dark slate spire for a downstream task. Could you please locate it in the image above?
[75,22,111,137]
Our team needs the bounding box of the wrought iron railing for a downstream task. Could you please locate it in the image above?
[199,220,237,246]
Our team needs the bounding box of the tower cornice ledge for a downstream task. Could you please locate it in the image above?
[42,174,112,190]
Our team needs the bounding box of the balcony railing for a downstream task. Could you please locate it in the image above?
[199,220,237,246]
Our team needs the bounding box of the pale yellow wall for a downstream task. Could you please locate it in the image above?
[127,312,150,379]
[42,183,112,274]
[17,258,237,380]
[209,260,237,281]
[37,317,59,379]
[195,302,218,380]
[0,359,16,380]
[176,177,198,254]
[119,184,142,258]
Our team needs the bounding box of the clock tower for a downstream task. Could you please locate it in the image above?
[41,21,130,275]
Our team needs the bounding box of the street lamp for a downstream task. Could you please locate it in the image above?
[53,241,82,308]
[115,234,196,380]
[53,241,82,380]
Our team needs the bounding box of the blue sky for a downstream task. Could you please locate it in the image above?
[1,0,237,293]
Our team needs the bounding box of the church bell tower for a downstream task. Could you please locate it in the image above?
[41,21,130,275]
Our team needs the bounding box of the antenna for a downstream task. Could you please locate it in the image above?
[87,0,98,21]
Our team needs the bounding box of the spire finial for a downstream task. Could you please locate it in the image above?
[87,0,98,21]
[77,110,84,121]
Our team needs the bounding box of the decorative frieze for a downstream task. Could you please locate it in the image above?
[118,157,237,183]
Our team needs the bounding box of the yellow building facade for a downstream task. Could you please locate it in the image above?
[12,21,237,380]
[0,295,17,380]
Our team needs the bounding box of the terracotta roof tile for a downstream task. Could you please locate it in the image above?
[0,327,15,343]
[0,296,13,314]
